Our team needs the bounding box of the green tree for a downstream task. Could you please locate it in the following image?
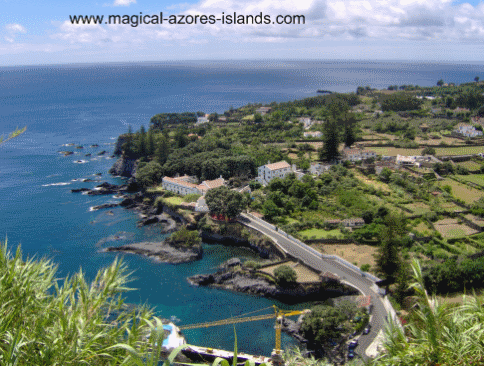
[253,113,263,123]
[301,305,347,348]
[341,112,357,147]
[155,137,169,165]
[421,146,436,155]
[475,76,480,83]
[147,128,155,156]
[375,214,407,286]
[319,119,340,162]
[273,265,297,286]
[437,79,444,86]
[379,167,392,182]
[135,161,163,189]
[137,125,147,157]
[205,186,246,219]
[122,125,135,156]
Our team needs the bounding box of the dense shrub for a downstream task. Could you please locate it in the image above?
[274,265,297,286]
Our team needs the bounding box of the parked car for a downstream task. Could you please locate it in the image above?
[363,325,371,335]
[348,331,358,339]
[348,340,358,350]
[348,350,355,359]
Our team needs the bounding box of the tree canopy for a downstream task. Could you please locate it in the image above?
[205,186,246,219]
[273,265,297,286]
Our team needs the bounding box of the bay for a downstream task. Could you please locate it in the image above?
[1,60,482,355]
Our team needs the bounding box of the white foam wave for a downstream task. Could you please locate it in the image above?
[42,182,71,187]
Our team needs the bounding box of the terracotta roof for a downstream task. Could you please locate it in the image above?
[265,161,290,171]
[198,178,225,190]
[162,176,198,189]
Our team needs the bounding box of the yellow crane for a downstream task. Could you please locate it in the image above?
[179,305,310,361]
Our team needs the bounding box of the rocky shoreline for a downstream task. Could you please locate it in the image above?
[103,241,203,264]
[187,258,358,304]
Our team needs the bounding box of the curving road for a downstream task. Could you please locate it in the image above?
[238,213,394,361]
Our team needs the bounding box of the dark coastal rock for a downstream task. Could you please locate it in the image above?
[90,144,99,148]
[97,150,107,155]
[188,266,358,303]
[126,178,139,192]
[87,182,124,195]
[103,241,203,264]
[71,188,91,193]
[281,317,307,343]
[221,258,242,269]
[109,155,139,178]
[85,153,91,157]
[59,151,74,156]
[76,146,84,149]
[138,216,159,226]
[91,203,119,211]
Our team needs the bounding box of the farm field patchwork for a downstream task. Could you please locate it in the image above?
[439,179,484,204]
[457,174,484,187]
[370,146,484,157]
[455,161,483,171]
[434,218,479,238]
[404,202,432,216]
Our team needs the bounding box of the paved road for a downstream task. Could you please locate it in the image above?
[238,213,391,361]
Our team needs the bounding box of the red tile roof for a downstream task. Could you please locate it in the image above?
[162,176,198,189]
[266,161,290,171]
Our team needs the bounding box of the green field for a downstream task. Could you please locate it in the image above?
[458,174,484,187]
[371,146,484,157]
[439,179,484,204]
[404,202,432,215]
[163,196,185,205]
[299,228,344,239]
[455,160,483,171]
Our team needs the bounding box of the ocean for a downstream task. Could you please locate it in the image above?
[1,60,482,355]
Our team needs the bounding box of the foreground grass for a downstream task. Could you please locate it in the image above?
[0,240,161,366]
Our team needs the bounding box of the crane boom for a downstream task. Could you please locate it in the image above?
[179,313,276,330]
[179,306,309,361]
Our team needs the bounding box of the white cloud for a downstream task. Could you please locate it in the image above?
[6,24,27,34]
[4,23,27,43]
[113,0,136,6]
[50,0,484,50]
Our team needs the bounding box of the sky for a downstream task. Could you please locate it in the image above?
[1,0,484,66]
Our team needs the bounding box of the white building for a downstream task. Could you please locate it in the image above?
[454,123,483,138]
[342,147,377,162]
[256,161,293,185]
[310,162,331,176]
[342,218,365,228]
[255,107,271,115]
[298,117,313,129]
[162,175,225,196]
[196,114,210,125]
[303,131,322,138]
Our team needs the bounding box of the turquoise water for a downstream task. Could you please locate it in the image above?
[1,60,483,355]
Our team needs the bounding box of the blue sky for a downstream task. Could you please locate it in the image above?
[1,0,484,66]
